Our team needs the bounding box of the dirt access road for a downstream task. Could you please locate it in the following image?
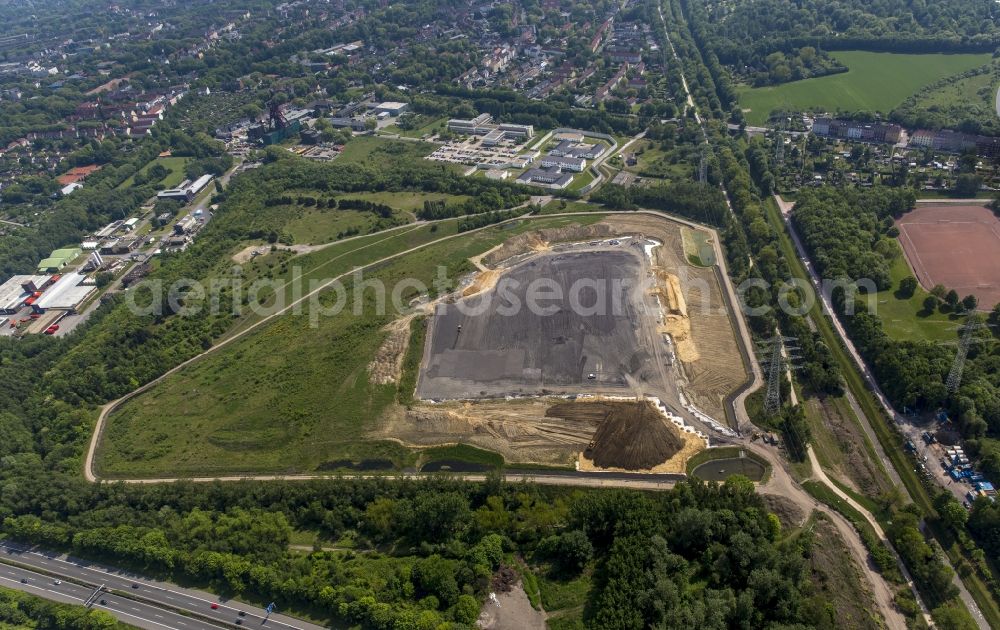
[776,194,987,628]
[756,444,910,629]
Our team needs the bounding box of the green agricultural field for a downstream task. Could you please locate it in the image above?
[873,244,959,344]
[118,156,190,189]
[738,51,991,125]
[96,214,605,478]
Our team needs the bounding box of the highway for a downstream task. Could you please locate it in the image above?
[0,541,325,630]
[0,561,220,630]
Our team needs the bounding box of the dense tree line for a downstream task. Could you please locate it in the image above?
[716,138,843,402]
[792,187,916,292]
[591,181,732,226]
[0,587,125,629]
[683,0,1000,86]
[0,473,836,629]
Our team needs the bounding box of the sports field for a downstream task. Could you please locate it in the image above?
[738,51,991,125]
[897,204,1000,309]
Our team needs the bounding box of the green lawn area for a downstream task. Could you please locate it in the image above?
[874,243,959,343]
[623,139,691,181]
[381,115,445,139]
[680,227,715,267]
[117,156,190,189]
[566,169,595,192]
[96,215,604,478]
[335,135,435,165]
[283,208,409,245]
[738,51,992,125]
[537,200,604,215]
[346,191,471,212]
[537,570,591,629]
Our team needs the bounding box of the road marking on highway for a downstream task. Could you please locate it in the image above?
[109,609,188,630]
[1,545,310,629]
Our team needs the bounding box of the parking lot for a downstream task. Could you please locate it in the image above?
[427,137,531,168]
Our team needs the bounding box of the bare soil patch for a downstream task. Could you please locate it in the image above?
[230,243,317,263]
[761,494,805,528]
[897,204,1000,307]
[375,397,705,470]
[477,580,546,630]
[375,398,597,466]
[368,315,415,385]
[482,223,615,266]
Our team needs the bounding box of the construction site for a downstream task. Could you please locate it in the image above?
[377,214,749,473]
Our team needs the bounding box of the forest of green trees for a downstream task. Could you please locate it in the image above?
[0,474,842,629]
[683,0,1000,86]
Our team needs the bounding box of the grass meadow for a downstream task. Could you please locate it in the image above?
[97,215,605,478]
[873,243,959,344]
[738,51,991,125]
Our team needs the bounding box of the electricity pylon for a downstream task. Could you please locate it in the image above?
[758,335,799,417]
[946,316,991,393]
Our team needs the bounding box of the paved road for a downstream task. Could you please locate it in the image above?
[0,541,324,629]
[0,561,222,630]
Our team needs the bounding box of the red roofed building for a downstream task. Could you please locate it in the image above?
[57,164,102,186]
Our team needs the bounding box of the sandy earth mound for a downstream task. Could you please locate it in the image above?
[547,401,685,470]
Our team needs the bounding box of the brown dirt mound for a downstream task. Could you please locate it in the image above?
[546,401,684,470]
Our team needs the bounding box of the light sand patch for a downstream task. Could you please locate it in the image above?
[367,315,416,385]
[652,268,700,362]
[463,269,502,297]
